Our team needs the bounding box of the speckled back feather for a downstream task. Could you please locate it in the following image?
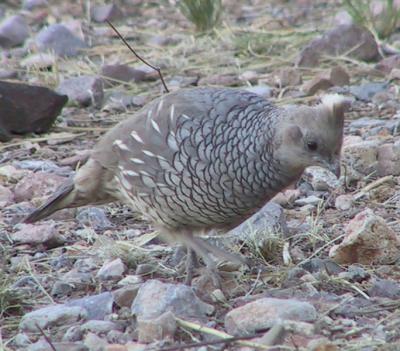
[96,88,295,230]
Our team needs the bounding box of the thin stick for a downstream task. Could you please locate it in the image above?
[295,233,346,268]
[353,175,394,200]
[106,20,170,93]
[175,318,292,350]
[157,333,265,351]
[35,323,57,351]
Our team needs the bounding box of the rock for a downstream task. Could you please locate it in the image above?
[63,325,84,342]
[52,269,94,297]
[303,166,340,191]
[75,258,98,272]
[302,66,350,95]
[13,159,71,176]
[66,292,114,320]
[11,223,62,247]
[103,92,148,112]
[45,342,88,351]
[376,54,400,74]
[0,15,30,48]
[0,68,18,79]
[301,258,344,275]
[349,82,388,101]
[329,66,351,86]
[229,202,289,240]
[137,311,176,343]
[225,298,317,335]
[166,75,198,91]
[14,333,31,348]
[84,332,108,351]
[133,263,156,276]
[342,139,380,180]
[368,278,400,299]
[377,141,400,176]
[296,24,379,67]
[338,265,370,283]
[106,343,147,351]
[14,171,66,202]
[333,9,353,26]
[294,195,322,207]
[113,286,140,308]
[389,68,400,81]
[348,117,400,136]
[0,81,67,139]
[57,76,104,108]
[275,67,302,87]
[117,275,143,286]
[50,254,73,270]
[51,281,73,297]
[148,34,181,46]
[335,194,353,211]
[0,185,13,207]
[20,304,87,332]
[27,339,88,351]
[101,64,157,86]
[307,338,338,351]
[372,90,398,110]
[35,24,88,57]
[91,4,123,22]
[23,0,48,10]
[244,85,273,98]
[302,77,333,96]
[329,208,400,265]
[81,320,122,334]
[131,280,214,320]
[76,207,113,230]
[272,189,301,206]
[97,258,126,281]
[63,269,93,285]
[239,70,258,83]
[107,330,129,344]
[198,73,240,87]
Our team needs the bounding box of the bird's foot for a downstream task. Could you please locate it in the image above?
[183,247,221,288]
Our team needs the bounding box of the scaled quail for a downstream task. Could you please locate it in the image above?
[24,87,346,284]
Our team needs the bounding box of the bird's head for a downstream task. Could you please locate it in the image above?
[275,94,348,178]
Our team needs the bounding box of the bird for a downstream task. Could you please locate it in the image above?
[24,87,346,285]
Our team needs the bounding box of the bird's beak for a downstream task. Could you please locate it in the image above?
[316,157,341,178]
[329,161,341,178]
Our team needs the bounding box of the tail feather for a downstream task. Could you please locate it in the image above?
[23,181,76,223]
[23,158,117,224]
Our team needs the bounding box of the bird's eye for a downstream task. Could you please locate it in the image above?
[307,141,318,151]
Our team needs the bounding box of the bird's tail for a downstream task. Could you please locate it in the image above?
[23,158,114,224]
[23,180,78,223]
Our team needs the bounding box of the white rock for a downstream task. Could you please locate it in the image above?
[330,208,400,264]
[20,305,87,332]
[225,297,317,335]
[335,194,353,211]
[96,258,126,281]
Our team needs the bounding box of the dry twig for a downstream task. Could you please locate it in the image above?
[35,323,57,351]
[106,20,169,93]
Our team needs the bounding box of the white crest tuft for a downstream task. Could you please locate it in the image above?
[321,94,350,112]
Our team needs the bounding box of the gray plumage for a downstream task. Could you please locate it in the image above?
[24,87,346,282]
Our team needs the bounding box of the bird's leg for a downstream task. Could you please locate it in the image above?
[182,234,222,288]
[184,248,198,286]
[194,236,248,266]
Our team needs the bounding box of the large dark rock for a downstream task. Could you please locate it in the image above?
[296,24,380,67]
[0,81,67,141]
[0,15,30,48]
[35,24,87,57]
